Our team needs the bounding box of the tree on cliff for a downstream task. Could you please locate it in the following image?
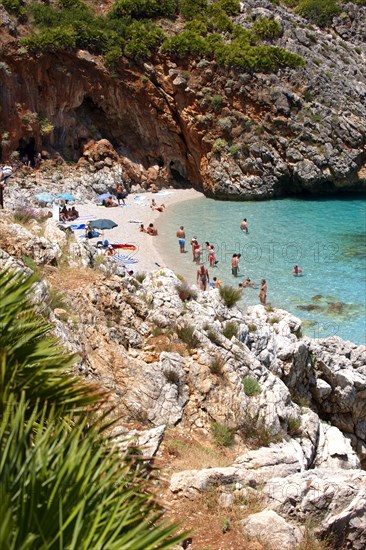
[0,269,183,549]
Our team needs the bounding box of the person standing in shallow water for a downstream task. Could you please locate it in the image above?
[258,279,267,304]
[176,226,186,253]
[232,253,241,277]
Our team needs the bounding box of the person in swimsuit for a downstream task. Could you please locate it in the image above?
[292,265,303,276]
[146,223,158,235]
[258,279,267,304]
[232,253,239,277]
[176,226,186,253]
[240,218,248,233]
[197,264,209,291]
[208,246,216,268]
[116,184,126,205]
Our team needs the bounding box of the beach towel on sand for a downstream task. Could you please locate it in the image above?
[70,223,86,230]
[112,254,138,265]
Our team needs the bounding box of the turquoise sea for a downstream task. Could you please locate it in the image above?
[156,195,366,345]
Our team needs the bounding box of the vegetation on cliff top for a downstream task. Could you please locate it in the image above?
[4,0,305,72]
[0,269,182,549]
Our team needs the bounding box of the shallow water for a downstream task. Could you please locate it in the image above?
[156,195,366,345]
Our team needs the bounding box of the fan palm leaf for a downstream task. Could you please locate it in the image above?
[0,269,185,549]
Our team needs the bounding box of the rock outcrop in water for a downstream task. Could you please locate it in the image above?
[0,210,365,546]
[0,1,366,199]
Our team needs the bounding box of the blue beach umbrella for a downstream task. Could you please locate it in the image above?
[34,192,55,203]
[56,192,77,201]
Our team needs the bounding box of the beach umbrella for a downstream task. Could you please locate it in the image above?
[56,192,77,201]
[34,192,55,203]
[90,218,118,240]
[96,193,116,202]
[90,219,118,231]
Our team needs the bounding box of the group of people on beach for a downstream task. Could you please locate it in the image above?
[138,199,166,236]
[59,205,79,222]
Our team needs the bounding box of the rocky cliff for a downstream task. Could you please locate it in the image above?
[0,209,365,548]
[1,0,366,199]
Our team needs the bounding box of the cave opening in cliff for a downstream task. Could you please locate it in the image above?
[17,137,36,167]
[74,97,117,153]
[169,160,191,188]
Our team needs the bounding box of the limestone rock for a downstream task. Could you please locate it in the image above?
[170,442,305,498]
[112,424,165,458]
[314,424,360,470]
[265,469,366,550]
[43,218,67,247]
[241,510,302,550]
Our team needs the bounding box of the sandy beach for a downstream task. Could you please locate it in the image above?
[71,188,203,272]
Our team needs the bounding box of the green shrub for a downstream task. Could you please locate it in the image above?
[215,41,305,71]
[211,421,234,447]
[296,0,342,27]
[21,255,41,281]
[162,31,208,57]
[212,138,227,154]
[111,0,176,19]
[252,17,282,40]
[105,46,122,68]
[237,411,282,448]
[179,0,208,20]
[222,321,238,340]
[209,354,225,375]
[229,144,239,157]
[134,272,147,283]
[177,324,200,349]
[176,281,197,301]
[217,0,240,16]
[221,518,231,533]
[207,4,234,33]
[211,94,223,110]
[38,114,54,136]
[206,329,222,346]
[124,20,164,60]
[0,0,27,19]
[47,287,69,311]
[242,375,261,396]
[184,19,208,35]
[287,416,302,436]
[21,27,77,52]
[13,206,36,224]
[219,284,242,307]
[164,369,180,385]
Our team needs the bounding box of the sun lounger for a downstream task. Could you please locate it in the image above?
[69,215,97,221]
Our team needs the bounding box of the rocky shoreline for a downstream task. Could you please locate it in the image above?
[0,193,365,547]
[1,2,366,200]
